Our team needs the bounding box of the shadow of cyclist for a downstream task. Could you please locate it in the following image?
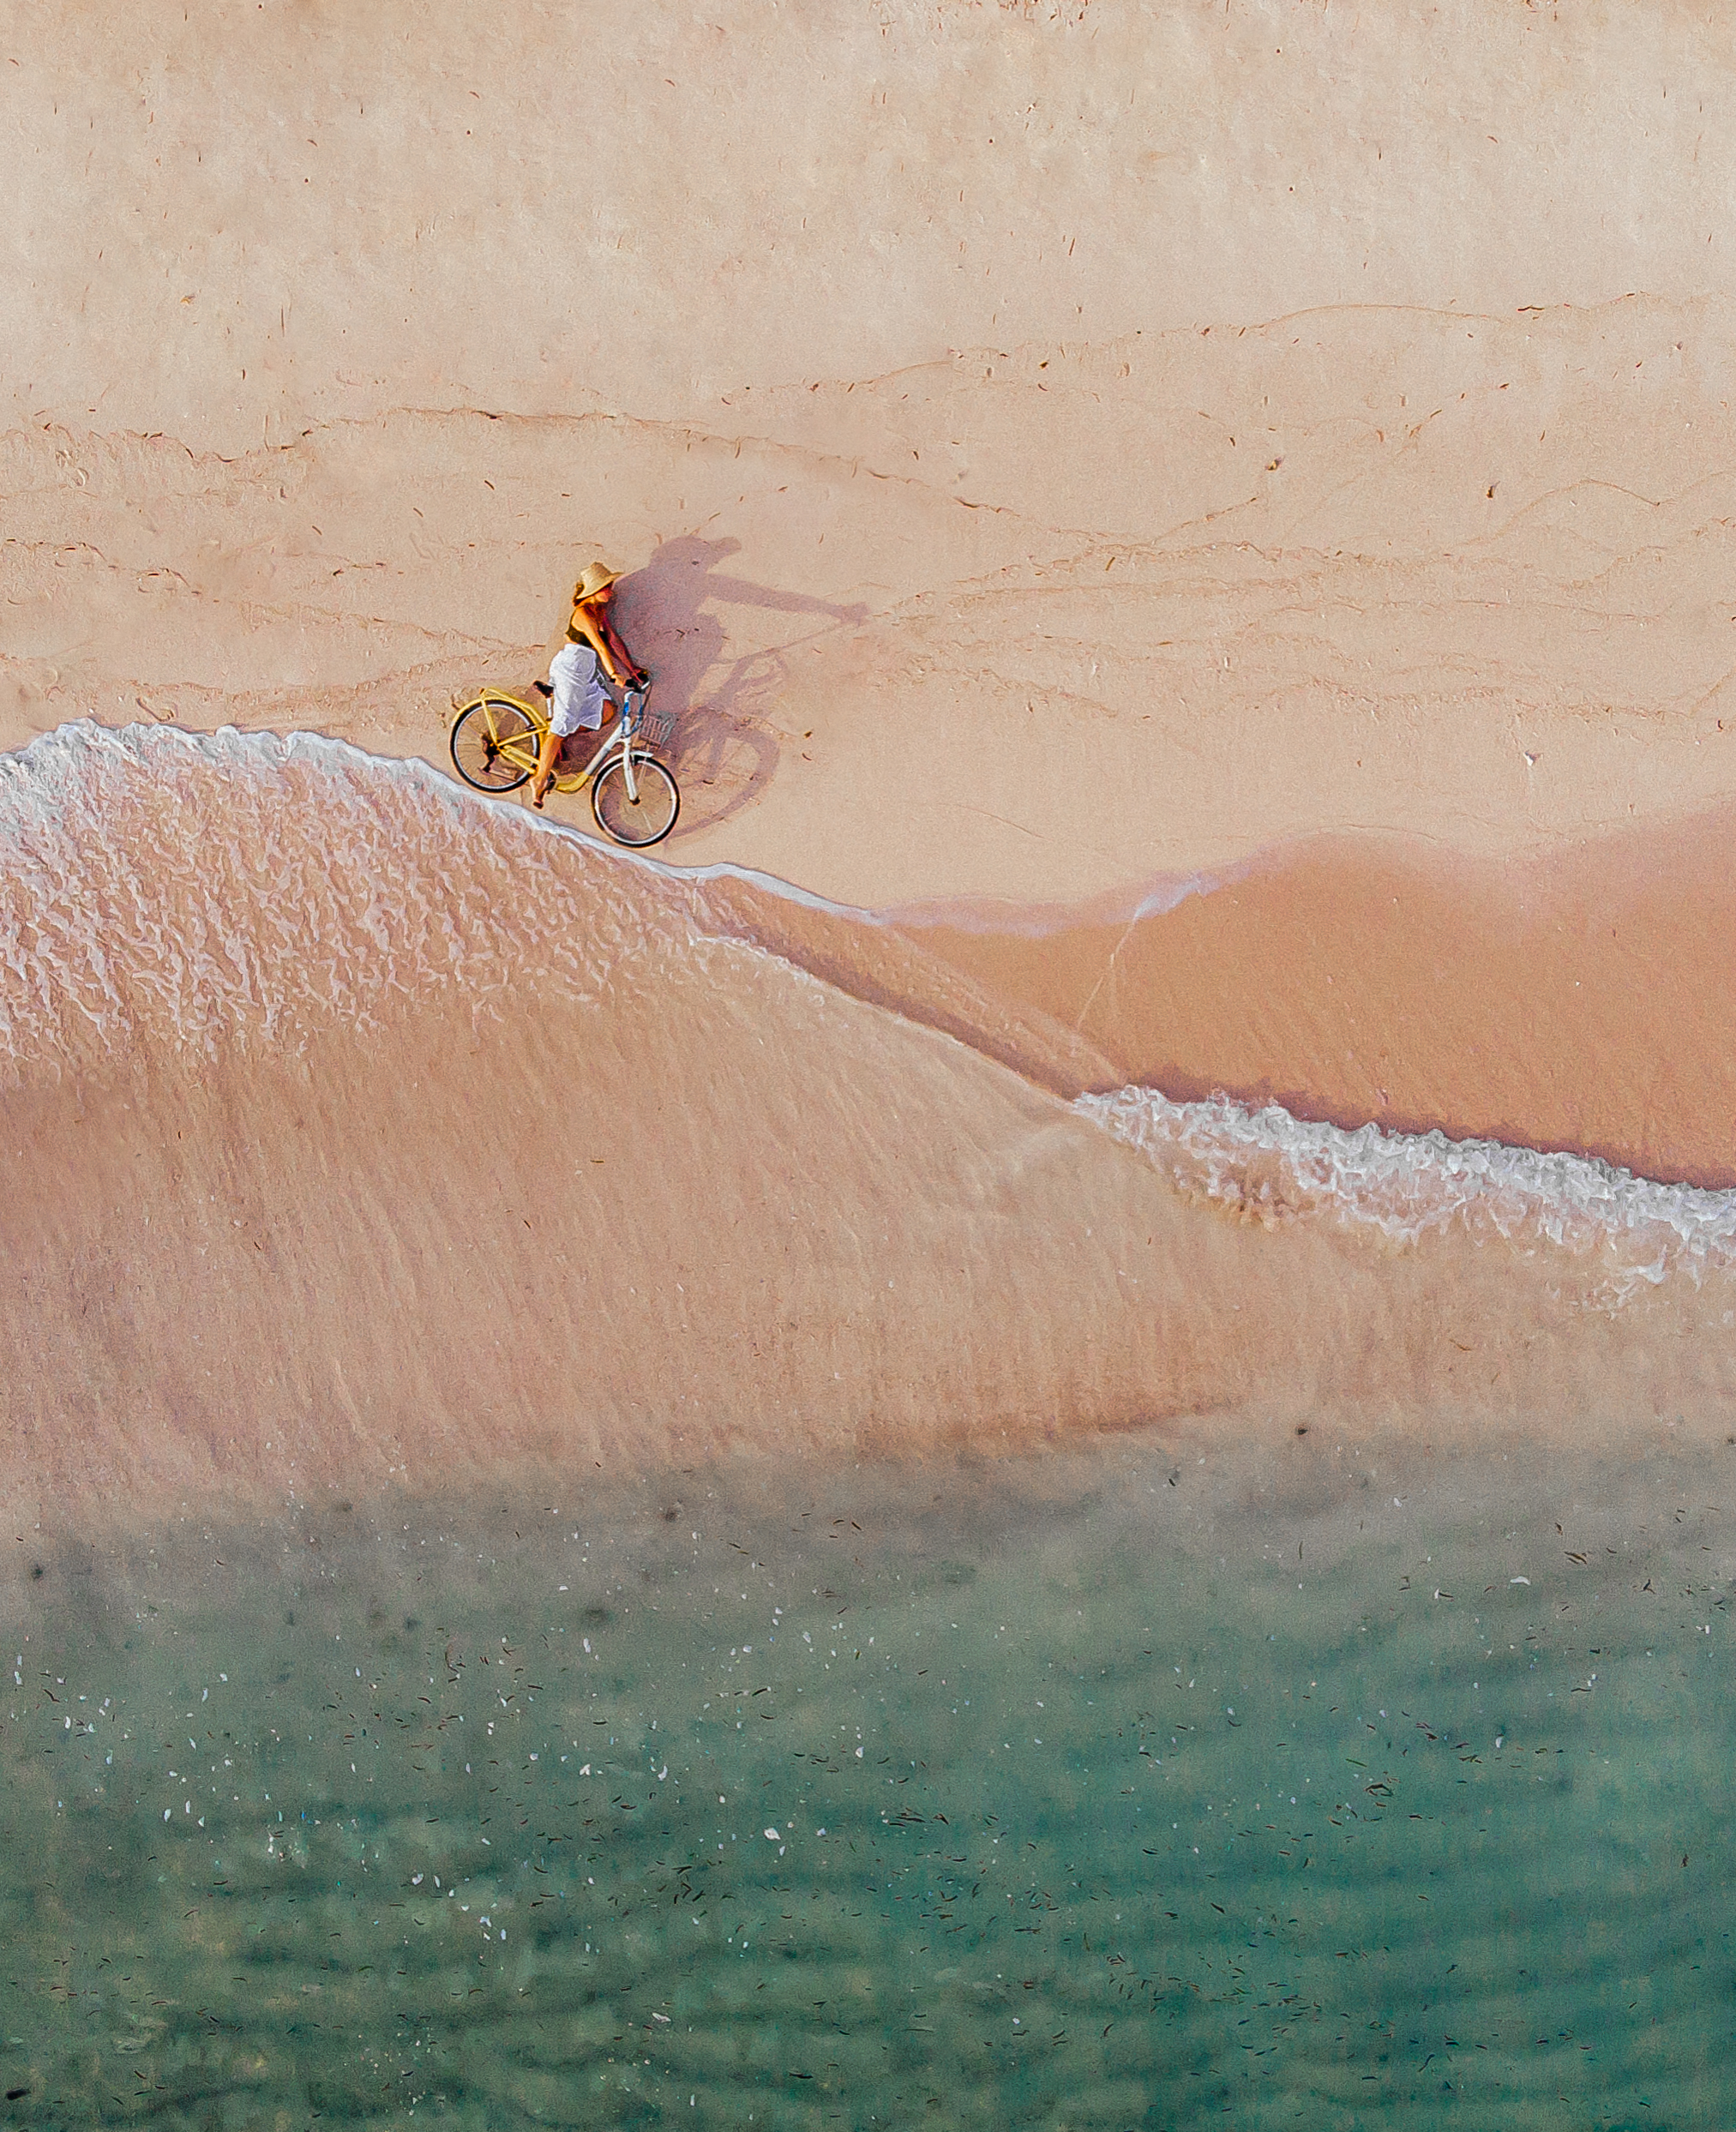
[614,537,869,832]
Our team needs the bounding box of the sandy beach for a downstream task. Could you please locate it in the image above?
[6,1,1736,1525]
[15,21,1736,2127]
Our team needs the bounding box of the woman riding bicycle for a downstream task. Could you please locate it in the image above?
[531,561,647,808]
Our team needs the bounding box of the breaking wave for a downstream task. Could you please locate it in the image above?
[1079,1086,1736,1296]
[0,719,704,1077]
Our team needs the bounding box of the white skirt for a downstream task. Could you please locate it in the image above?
[548,642,608,737]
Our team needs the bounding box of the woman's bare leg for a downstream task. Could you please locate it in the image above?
[531,725,562,807]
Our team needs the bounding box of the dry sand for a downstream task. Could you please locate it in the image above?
[9,5,1736,890]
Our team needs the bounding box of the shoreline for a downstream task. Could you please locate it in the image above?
[12,712,1730,1192]
[2,720,1733,1536]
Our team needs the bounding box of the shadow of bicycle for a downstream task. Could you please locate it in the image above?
[615,536,868,835]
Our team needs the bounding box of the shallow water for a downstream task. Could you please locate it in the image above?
[4,1437,1734,2129]
[7,721,1736,1528]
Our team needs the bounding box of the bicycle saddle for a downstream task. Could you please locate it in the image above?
[533,679,553,699]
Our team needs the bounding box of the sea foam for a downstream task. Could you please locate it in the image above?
[0,719,700,1078]
[1080,1084,1736,1293]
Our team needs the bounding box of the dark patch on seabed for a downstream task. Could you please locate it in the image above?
[3,1429,1734,2130]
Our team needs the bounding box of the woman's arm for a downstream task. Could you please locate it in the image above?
[599,613,646,686]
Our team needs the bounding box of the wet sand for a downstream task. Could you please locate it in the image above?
[899,804,1736,1192]
[0,730,1732,1539]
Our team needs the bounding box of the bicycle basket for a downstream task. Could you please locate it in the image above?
[634,699,676,749]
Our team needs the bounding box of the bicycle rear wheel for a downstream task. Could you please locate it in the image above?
[451,697,536,791]
[592,752,679,846]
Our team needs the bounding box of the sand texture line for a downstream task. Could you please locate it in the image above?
[5,301,1736,912]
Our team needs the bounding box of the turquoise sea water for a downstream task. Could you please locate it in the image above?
[3,1436,1733,2129]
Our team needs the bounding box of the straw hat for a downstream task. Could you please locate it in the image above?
[571,561,622,604]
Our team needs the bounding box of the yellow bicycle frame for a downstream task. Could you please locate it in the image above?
[452,682,662,815]
[453,690,593,793]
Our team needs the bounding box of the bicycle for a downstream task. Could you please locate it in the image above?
[448,680,681,847]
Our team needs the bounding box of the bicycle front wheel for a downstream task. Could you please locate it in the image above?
[451,697,536,792]
[592,752,680,847]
